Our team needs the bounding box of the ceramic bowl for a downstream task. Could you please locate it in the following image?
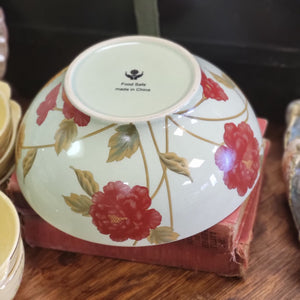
[0,100,22,182]
[0,191,24,299]
[0,82,13,157]
[15,36,264,247]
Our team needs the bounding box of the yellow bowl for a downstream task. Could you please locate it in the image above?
[0,82,12,156]
[0,100,21,179]
[0,191,24,300]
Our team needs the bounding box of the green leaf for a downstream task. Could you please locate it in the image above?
[147,226,179,245]
[159,152,193,181]
[23,148,37,179]
[107,123,140,162]
[70,167,99,196]
[54,119,78,155]
[63,193,92,216]
[210,71,236,89]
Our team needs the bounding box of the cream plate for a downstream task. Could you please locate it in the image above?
[15,36,263,247]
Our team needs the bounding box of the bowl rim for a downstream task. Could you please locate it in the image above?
[0,89,11,138]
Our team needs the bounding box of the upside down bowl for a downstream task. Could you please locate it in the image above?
[15,36,263,247]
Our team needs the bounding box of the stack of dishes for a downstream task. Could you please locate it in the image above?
[0,82,21,185]
[0,191,24,299]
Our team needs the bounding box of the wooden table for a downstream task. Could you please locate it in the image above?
[14,122,300,300]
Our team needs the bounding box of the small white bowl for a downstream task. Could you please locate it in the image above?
[15,36,263,247]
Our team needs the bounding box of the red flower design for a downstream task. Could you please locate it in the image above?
[62,89,90,126]
[215,122,260,196]
[36,83,61,125]
[201,70,228,101]
[89,181,162,242]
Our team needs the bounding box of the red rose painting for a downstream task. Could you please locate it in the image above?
[201,70,228,101]
[36,83,90,127]
[36,83,61,125]
[62,89,90,126]
[215,122,260,196]
[90,181,162,242]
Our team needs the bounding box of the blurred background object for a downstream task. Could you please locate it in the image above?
[0,7,8,79]
[282,100,300,241]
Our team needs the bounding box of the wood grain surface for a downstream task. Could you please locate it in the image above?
[13,122,300,300]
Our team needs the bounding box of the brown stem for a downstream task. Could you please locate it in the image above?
[165,116,169,152]
[175,95,207,115]
[147,121,160,153]
[244,105,249,123]
[163,165,174,230]
[183,100,248,122]
[22,144,54,149]
[22,123,117,150]
[151,172,165,199]
[167,116,222,146]
[147,121,174,229]
[78,123,117,140]
[139,140,150,190]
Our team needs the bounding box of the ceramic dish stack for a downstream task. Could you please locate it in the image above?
[0,81,22,185]
[0,191,25,299]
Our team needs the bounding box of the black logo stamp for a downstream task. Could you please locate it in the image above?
[125,69,144,80]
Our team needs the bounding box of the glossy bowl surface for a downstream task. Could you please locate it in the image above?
[15,36,263,247]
